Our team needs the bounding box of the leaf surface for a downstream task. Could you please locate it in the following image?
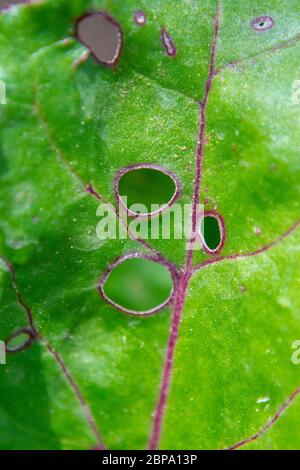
[0,0,300,450]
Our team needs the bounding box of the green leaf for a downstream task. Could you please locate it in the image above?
[0,0,300,450]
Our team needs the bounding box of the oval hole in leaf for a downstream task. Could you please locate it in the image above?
[116,165,179,217]
[100,256,174,315]
[6,328,35,353]
[161,28,177,57]
[75,12,123,67]
[252,16,274,32]
[199,213,225,254]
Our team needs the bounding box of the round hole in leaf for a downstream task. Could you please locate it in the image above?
[75,11,123,67]
[99,256,174,315]
[134,10,147,26]
[6,328,35,353]
[252,15,274,32]
[116,165,180,217]
[199,212,225,254]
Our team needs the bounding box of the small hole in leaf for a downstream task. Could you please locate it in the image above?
[116,165,180,217]
[75,11,123,67]
[99,256,174,315]
[252,16,274,32]
[161,28,177,57]
[134,10,147,26]
[199,213,225,254]
[6,328,35,353]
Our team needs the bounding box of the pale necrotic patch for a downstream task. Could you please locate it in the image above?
[134,10,147,26]
[5,328,36,353]
[75,11,123,67]
[252,15,274,32]
[161,28,177,57]
[98,254,175,316]
[198,211,226,255]
[115,164,181,218]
